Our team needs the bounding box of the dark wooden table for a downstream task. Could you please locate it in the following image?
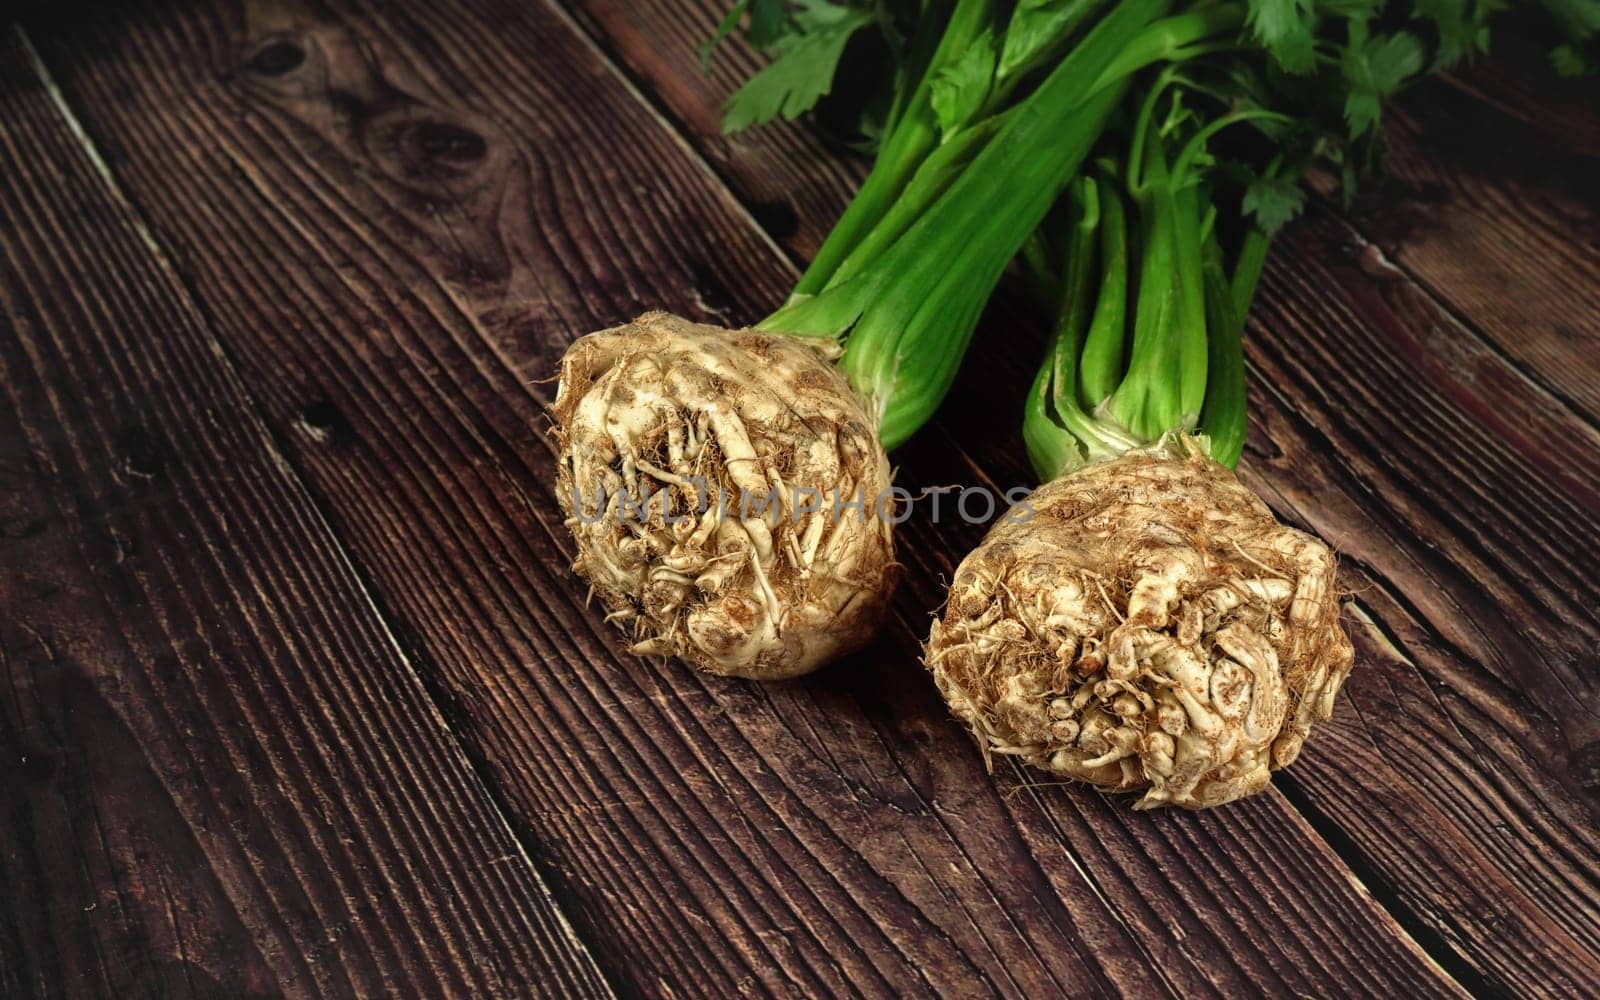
[2,1,1597,996]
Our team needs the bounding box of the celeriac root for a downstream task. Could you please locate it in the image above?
[552,312,896,680]
[925,438,1352,809]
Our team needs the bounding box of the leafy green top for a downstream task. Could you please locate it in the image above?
[702,0,1596,465]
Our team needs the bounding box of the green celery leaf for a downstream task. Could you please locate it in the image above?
[699,0,793,67]
[1320,0,1383,18]
[1242,175,1307,232]
[930,29,998,137]
[1343,90,1381,136]
[1552,41,1600,75]
[721,2,877,133]
[1412,0,1496,68]
[1341,30,1425,135]
[1542,0,1600,75]
[1247,0,1318,74]
[1540,0,1600,41]
[747,0,791,49]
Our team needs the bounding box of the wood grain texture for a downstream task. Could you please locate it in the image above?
[554,2,1600,994]
[562,0,866,260]
[20,0,1463,995]
[1257,51,1600,993]
[1349,51,1600,427]
[1237,206,1600,996]
[0,27,611,1000]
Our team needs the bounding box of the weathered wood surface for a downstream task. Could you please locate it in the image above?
[11,1,1466,995]
[2,0,1597,995]
[0,27,610,999]
[1357,79,1600,427]
[1243,208,1600,995]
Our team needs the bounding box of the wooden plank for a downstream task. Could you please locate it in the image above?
[0,28,611,999]
[1259,49,1600,995]
[1350,47,1600,426]
[22,0,1465,994]
[1238,207,1600,995]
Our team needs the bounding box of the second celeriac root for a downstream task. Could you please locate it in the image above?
[925,438,1352,809]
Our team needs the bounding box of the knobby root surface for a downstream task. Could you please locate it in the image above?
[552,312,896,680]
[925,440,1353,809]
